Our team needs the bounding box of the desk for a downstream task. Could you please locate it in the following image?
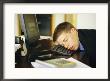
[15,52,90,68]
[15,56,33,68]
[15,39,91,68]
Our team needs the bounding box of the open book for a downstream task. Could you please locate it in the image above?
[31,58,91,68]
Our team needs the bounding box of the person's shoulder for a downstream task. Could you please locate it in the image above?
[78,29,96,38]
[78,29,96,51]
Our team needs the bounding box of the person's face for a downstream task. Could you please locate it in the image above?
[55,28,79,51]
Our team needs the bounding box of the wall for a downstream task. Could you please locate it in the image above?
[77,13,96,29]
[15,14,96,36]
[15,14,21,36]
[15,14,18,36]
[51,14,65,34]
[53,14,65,28]
[51,14,77,34]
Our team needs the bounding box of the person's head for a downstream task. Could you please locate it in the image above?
[53,22,79,51]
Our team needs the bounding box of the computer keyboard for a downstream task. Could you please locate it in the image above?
[51,45,76,56]
[28,45,77,62]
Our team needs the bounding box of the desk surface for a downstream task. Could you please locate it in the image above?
[15,39,91,68]
[31,57,91,68]
[15,52,89,68]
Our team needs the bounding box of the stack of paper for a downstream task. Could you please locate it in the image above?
[31,57,91,68]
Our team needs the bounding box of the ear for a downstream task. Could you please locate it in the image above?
[71,28,78,35]
[71,28,75,33]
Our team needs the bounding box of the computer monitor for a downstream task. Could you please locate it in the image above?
[19,14,40,48]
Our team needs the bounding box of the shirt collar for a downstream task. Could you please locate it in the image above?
[79,41,84,51]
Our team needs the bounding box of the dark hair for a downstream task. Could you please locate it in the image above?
[53,22,75,42]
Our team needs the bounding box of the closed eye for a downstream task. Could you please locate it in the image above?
[63,38,68,42]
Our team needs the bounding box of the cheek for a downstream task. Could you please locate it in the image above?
[68,39,74,46]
